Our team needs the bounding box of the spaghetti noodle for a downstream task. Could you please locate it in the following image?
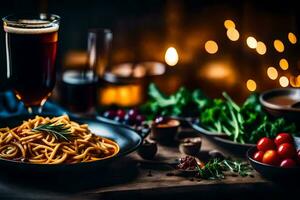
[0,115,119,164]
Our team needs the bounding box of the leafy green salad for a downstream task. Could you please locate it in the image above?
[141,83,298,144]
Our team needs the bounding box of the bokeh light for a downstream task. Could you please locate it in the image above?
[290,75,300,87]
[274,40,285,52]
[205,40,218,54]
[246,36,257,49]
[288,32,297,44]
[165,47,179,66]
[279,76,289,87]
[256,41,267,55]
[279,58,289,70]
[267,67,278,80]
[224,20,235,29]
[246,79,257,91]
[226,28,240,41]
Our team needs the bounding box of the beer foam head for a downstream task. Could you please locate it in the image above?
[3,17,59,34]
[4,21,59,34]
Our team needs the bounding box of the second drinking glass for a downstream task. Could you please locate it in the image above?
[61,29,113,114]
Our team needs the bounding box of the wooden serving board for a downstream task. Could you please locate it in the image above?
[0,129,295,200]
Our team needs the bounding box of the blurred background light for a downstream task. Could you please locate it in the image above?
[267,67,278,80]
[165,47,179,66]
[226,28,240,41]
[279,58,289,70]
[256,41,267,55]
[288,32,297,44]
[246,79,257,91]
[290,75,300,87]
[279,76,289,87]
[205,40,218,54]
[274,39,285,52]
[224,19,236,29]
[246,36,257,49]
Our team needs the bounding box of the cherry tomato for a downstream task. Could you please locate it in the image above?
[274,133,294,147]
[280,158,297,168]
[262,150,280,166]
[257,137,276,152]
[277,143,296,159]
[253,151,264,162]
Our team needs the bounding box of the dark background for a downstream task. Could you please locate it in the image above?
[0,0,299,102]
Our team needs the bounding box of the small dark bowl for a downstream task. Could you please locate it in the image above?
[179,137,202,156]
[151,118,180,145]
[137,139,158,160]
[260,88,300,123]
[247,147,300,180]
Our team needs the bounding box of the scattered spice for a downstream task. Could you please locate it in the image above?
[177,156,199,170]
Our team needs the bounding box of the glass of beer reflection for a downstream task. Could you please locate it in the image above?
[2,14,60,113]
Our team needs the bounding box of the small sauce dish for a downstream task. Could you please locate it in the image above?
[137,139,158,160]
[151,117,180,145]
[179,137,202,156]
[260,88,300,122]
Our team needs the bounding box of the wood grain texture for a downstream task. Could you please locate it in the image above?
[0,129,294,200]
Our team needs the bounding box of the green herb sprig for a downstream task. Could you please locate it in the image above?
[32,122,72,141]
[196,158,252,180]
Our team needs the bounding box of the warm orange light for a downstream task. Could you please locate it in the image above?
[267,67,278,80]
[198,60,236,86]
[99,85,142,106]
[205,40,218,54]
[290,75,300,87]
[279,58,289,70]
[165,47,179,66]
[224,20,236,29]
[256,41,267,55]
[100,86,117,105]
[246,36,257,49]
[274,40,284,52]
[226,28,239,41]
[246,79,257,91]
[288,32,297,44]
[133,65,146,78]
[201,62,232,79]
[297,75,300,87]
[279,76,289,87]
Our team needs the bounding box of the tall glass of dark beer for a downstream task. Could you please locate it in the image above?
[2,14,60,113]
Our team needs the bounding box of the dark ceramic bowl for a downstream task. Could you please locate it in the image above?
[247,147,300,180]
[190,122,255,156]
[179,137,202,156]
[260,88,300,122]
[0,114,143,175]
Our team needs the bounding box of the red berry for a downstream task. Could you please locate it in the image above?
[274,133,294,147]
[253,151,264,162]
[280,159,297,168]
[277,143,296,159]
[257,137,276,152]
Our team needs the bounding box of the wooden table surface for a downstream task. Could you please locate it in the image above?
[0,129,296,200]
